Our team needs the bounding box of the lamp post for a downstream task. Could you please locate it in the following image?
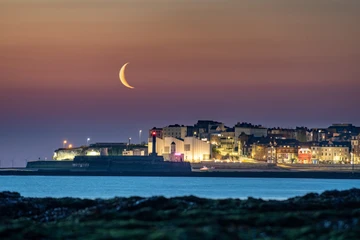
[87,138,91,146]
[69,144,73,149]
[63,140,67,148]
[139,130,142,144]
[128,137,131,145]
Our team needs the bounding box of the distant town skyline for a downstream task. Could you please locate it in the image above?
[1,0,360,165]
[50,121,360,165]
[1,119,359,167]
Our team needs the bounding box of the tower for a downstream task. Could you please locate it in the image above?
[151,131,157,156]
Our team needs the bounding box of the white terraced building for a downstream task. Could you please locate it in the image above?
[148,136,210,162]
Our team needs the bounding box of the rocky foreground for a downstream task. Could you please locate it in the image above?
[1,190,360,240]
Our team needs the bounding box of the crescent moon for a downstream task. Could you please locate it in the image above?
[119,62,135,89]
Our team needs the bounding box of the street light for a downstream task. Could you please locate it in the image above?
[139,130,142,144]
[69,144,73,148]
[87,138,91,145]
[128,137,131,145]
[63,140,67,148]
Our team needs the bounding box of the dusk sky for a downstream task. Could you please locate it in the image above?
[1,0,359,166]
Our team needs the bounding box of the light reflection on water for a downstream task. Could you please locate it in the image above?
[0,176,359,200]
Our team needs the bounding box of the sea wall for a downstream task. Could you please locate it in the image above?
[26,161,73,169]
[191,162,276,170]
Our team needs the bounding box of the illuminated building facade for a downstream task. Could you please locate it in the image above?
[311,141,351,163]
[235,122,267,145]
[273,145,298,164]
[298,148,312,164]
[53,147,85,160]
[53,146,111,160]
[265,139,299,163]
[148,136,210,162]
[163,124,187,139]
[122,148,148,156]
[148,137,165,156]
[251,143,267,161]
[351,135,360,164]
[268,128,295,139]
[162,137,185,161]
[149,127,163,139]
[219,129,236,151]
[184,137,211,162]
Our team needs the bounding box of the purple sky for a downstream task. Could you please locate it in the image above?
[0,0,359,166]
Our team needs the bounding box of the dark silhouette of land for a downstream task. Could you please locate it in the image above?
[1,189,360,239]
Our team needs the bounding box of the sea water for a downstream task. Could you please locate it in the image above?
[0,176,359,200]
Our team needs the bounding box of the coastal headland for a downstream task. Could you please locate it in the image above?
[1,189,360,239]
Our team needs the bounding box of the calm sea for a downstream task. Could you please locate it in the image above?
[0,176,359,200]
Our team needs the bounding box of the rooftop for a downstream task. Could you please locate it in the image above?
[235,122,266,129]
[319,141,351,148]
[166,124,185,128]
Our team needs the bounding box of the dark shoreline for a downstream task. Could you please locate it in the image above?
[1,169,360,179]
[1,189,360,239]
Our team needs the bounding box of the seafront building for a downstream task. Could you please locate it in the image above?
[298,147,313,164]
[251,141,268,162]
[147,136,211,162]
[267,141,299,164]
[351,135,360,164]
[162,125,188,139]
[311,141,351,163]
[268,127,307,142]
[234,122,267,145]
[306,129,328,142]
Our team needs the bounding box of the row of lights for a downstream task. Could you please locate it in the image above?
[129,130,144,144]
[63,140,71,148]
[62,138,91,149]
[63,129,145,149]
